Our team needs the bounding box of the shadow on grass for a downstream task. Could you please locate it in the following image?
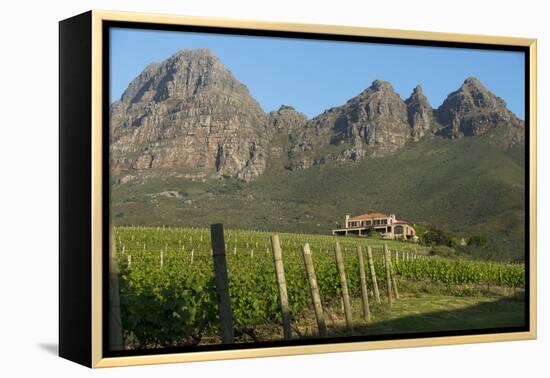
[328,294,526,337]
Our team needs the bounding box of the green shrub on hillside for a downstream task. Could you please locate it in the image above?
[468,235,489,248]
[429,245,456,257]
[421,225,455,247]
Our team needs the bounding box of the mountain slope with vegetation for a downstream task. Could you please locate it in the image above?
[112,134,525,261]
[110,48,526,262]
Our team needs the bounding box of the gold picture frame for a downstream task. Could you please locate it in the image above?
[59,9,537,368]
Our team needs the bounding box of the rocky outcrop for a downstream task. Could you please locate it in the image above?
[405,85,434,141]
[330,80,410,158]
[110,48,268,182]
[287,80,411,167]
[267,105,308,135]
[436,77,524,145]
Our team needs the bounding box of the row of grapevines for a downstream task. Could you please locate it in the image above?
[114,226,523,348]
[395,257,524,287]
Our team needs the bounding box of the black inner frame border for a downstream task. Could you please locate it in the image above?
[101,19,531,359]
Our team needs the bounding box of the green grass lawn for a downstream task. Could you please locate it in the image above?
[249,292,525,343]
[352,293,525,335]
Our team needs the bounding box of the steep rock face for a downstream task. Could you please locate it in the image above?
[265,106,309,166]
[110,48,268,182]
[329,80,410,157]
[288,80,411,168]
[267,105,308,135]
[405,85,434,141]
[436,77,524,145]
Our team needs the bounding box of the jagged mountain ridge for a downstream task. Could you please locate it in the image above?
[110,48,525,182]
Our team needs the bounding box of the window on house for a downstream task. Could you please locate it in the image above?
[395,226,403,234]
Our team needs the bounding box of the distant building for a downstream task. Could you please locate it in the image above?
[332,212,416,240]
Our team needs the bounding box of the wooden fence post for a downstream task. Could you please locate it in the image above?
[210,224,235,344]
[388,250,400,300]
[356,245,371,322]
[109,231,124,351]
[302,243,327,337]
[395,250,399,265]
[160,250,164,268]
[383,243,394,305]
[366,245,381,303]
[334,242,353,334]
[271,235,292,340]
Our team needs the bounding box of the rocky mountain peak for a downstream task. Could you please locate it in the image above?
[354,80,399,100]
[353,80,403,105]
[412,84,424,95]
[369,79,394,92]
[110,48,268,182]
[406,84,433,141]
[293,79,410,165]
[169,49,249,102]
[436,77,523,143]
[462,76,484,87]
[166,48,225,81]
[407,84,428,103]
[268,105,308,134]
[457,76,506,108]
[117,48,258,110]
[448,76,506,110]
[174,47,217,59]
[277,104,296,111]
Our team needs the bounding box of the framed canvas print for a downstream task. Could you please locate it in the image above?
[59,10,537,368]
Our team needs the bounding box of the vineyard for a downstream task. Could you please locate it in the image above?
[112,226,525,349]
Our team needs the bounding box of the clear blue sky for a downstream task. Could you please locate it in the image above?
[110,28,525,119]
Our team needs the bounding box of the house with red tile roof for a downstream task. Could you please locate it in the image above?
[332,212,416,240]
